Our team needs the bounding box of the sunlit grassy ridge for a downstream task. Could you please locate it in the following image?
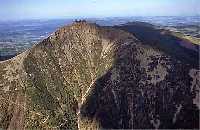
[171,31,200,45]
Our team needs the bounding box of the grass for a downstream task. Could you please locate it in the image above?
[171,32,200,45]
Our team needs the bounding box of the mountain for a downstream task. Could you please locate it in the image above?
[0,21,199,129]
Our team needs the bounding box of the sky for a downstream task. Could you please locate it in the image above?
[0,0,199,20]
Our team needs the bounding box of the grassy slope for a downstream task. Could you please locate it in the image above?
[170,31,200,45]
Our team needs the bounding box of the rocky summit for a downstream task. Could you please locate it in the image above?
[0,21,199,129]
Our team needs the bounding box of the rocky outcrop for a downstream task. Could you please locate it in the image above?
[0,21,199,129]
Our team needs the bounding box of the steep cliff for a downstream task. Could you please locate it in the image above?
[0,22,199,129]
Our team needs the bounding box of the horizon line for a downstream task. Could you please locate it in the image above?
[0,15,200,22]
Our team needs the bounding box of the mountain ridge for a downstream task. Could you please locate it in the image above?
[115,22,199,68]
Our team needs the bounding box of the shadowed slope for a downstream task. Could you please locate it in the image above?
[115,22,199,68]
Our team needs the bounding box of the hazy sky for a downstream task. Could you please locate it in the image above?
[0,0,199,20]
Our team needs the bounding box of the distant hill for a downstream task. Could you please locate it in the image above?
[0,22,199,129]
